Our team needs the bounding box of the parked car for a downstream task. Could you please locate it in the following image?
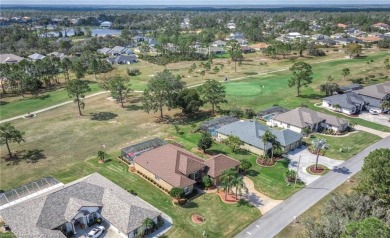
[87,225,105,238]
[369,109,380,115]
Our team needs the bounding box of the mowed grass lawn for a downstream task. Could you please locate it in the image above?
[305,132,381,160]
[52,157,261,238]
[0,92,170,190]
[167,125,303,200]
[0,83,102,120]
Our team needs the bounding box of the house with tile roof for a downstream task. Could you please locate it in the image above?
[269,108,349,133]
[216,120,303,156]
[134,144,240,194]
[0,173,169,238]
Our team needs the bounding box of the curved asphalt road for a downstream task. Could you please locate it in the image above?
[235,136,390,238]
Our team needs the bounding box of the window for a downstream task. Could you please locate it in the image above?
[183,186,189,194]
[154,175,160,180]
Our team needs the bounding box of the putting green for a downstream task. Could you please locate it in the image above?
[224,81,265,97]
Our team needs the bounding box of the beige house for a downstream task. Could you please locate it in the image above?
[134,144,240,194]
[269,108,349,133]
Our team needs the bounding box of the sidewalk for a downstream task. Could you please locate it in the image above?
[355,125,390,138]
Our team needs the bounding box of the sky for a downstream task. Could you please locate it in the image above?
[2,0,390,5]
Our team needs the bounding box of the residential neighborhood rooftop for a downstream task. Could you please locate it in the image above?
[0,173,162,238]
[216,120,302,149]
[356,82,390,99]
[134,144,206,187]
[272,107,348,128]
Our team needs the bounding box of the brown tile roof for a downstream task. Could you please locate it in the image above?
[204,154,241,178]
[134,144,205,188]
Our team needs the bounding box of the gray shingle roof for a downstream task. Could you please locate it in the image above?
[272,108,348,128]
[0,54,24,64]
[107,55,137,64]
[28,53,46,60]
[216,120,302,149]
[356,82,390,99]
[0,173,162,237]
[323,92,366,109]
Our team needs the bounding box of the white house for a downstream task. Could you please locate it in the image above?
[269,108,349,133]
[100,21,112,28]
[286,32,302,39]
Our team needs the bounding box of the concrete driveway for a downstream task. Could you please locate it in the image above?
[287,147,344,185]
[359,112,390,127]
[242,177,283,214]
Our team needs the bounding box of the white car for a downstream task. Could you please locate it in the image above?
[87,225,105,238]
[369,109,380,115]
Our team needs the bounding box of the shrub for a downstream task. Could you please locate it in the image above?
[285,170,297,182]
[240,159,252,172]
[169,187,185,199]
[244,108,256,119]
[202,176,213,189]
[351,78,364,84]
[230,105,244,118]
[127,68,141,76]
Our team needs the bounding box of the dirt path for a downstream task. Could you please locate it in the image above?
[242,177,283,214]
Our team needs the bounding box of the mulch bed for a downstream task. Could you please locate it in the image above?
[256,158,277,167]
[307,165,327,175]
[216,191,240,204]
[191,214,206,224]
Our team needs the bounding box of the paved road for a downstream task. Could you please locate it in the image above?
[235,136,390,238]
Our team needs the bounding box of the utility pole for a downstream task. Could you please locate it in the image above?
[294,155,301,188]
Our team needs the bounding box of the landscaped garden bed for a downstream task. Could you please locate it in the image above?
[306,164,329,175]
[216,190,240,204]
[191,214,206,224]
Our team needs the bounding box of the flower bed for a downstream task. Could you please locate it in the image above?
[191,214,206,224]
[306,164,328,175]
[256,157,277,167]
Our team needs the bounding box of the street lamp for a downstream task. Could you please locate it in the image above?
[294,155,302,188]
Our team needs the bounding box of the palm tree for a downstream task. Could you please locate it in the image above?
[312,139,327,170]
[220,169,236,201]
[261,130,274,163]
[381,100,390,112]
[97,150,107,163]
[142,218,155,235]
[232,176,246,199]
[271,140,282,162]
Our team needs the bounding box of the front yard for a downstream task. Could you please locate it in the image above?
[53,157,261,238]
[168,124,304,200]
[304,132,381,160]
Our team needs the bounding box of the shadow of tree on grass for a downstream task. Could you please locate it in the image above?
[125,105,143,111]
[5,149,46,165]
[90,112,118,121]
